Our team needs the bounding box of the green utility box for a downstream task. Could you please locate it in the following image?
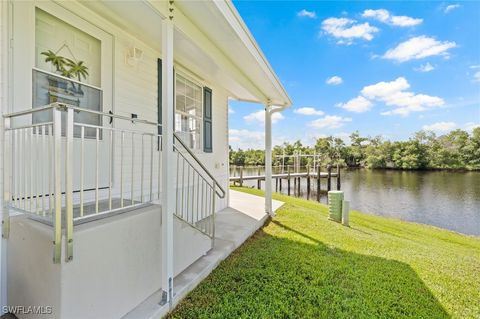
[328,191,344,222]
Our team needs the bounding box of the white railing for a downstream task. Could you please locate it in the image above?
[3,103,162,263]
[173,133,226,240]
[2,102,226,263]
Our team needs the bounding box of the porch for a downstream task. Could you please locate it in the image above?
[0,0,291,317]
[6,188,283,319]
[3,102,227,318]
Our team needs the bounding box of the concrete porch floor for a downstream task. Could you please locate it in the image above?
[123,190,284,319]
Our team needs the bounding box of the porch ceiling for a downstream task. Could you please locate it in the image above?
[79,0,291,107]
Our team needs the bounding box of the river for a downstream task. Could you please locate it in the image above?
[230,167,480,236]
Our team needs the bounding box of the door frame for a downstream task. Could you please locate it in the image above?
[11,0,115,191]
[11,0,113,114]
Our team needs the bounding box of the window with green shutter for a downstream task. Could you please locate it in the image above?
[157,63,211,153]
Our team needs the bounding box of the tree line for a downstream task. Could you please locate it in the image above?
[229,127,480,170]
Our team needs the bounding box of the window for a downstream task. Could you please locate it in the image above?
[175,73,203,150]
[33,8,102,138]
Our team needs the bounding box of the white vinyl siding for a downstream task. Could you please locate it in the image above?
[6,0,230,211]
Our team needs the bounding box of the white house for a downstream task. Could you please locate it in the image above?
[0,1,291,318]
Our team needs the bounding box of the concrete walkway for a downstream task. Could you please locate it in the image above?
[123,190,284,319]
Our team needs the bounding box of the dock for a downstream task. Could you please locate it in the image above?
[229,165,341,201]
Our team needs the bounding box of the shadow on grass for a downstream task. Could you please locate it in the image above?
[170,219,449,319]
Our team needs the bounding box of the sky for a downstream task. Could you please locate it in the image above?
[228,1,480,149]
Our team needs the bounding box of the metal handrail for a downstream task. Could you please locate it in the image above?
[173,132,226,199]
[2,104,55,118]
[2,102,223,261]
[63,104,162,128]
[3,102,162,128]
[61,102,224,200]
[2,103,164,263]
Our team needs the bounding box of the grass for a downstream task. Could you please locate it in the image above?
[169,187,480,319]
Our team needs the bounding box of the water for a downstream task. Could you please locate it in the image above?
[231,167,480,236]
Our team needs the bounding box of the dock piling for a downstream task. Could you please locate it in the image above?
[316,165,321,202]
[306,165,311,199]
[327,165,332,192]
[294,175,297,195]
[257,167,261,189]
[287,165,291,195]
[239,166,244,187]
[337,164,341,190]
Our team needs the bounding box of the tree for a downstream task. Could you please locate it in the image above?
[230,149,245,166]
[463,127,480,169]
[229,128,479,170]
[348,131,368,166]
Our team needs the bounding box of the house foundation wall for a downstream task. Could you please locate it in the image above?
[8,206,210,319]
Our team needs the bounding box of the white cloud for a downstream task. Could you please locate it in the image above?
[390,15,423,27]
[415,62,435,72]
[474,71,480,82]
[362,9,422,27]
[294,107,325,116]
[361,77,410,98]
[303,131,352,146]
[229,129,264,149]
[326,76,343,85]
[465,122,480,132]
[297,9,316,19]
[338,96,373,113]
[229,129,287,149]
[321,17,379,43]
[244,110,284,125]
[360,77,444,116]
[383,36,456,62]
[470,65,480,69]
[308,115,352,129]
[362,9,390,22]
[380,93,444,116]
[422,121,457,133]
[228,106,235,114]
[444,4,460,13]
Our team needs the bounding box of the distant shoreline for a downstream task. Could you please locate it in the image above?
[229,165,480,172]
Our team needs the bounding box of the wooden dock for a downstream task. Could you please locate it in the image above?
[229,165,341,201]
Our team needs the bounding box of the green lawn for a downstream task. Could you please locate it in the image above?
[169,187,480,319]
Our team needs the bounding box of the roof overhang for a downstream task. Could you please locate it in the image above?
[79,0,292,108]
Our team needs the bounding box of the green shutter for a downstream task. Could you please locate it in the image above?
[157,59,162,136]
[203,87,213,153]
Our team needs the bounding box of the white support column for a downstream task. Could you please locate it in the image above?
[0,0,8,312]
[161,18,174,306]
[264,105,273,216]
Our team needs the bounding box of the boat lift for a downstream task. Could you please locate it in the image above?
[275,150,323,173]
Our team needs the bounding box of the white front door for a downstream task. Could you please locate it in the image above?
[11,1,114,192]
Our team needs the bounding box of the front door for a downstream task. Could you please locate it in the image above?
[11,1,114,191]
